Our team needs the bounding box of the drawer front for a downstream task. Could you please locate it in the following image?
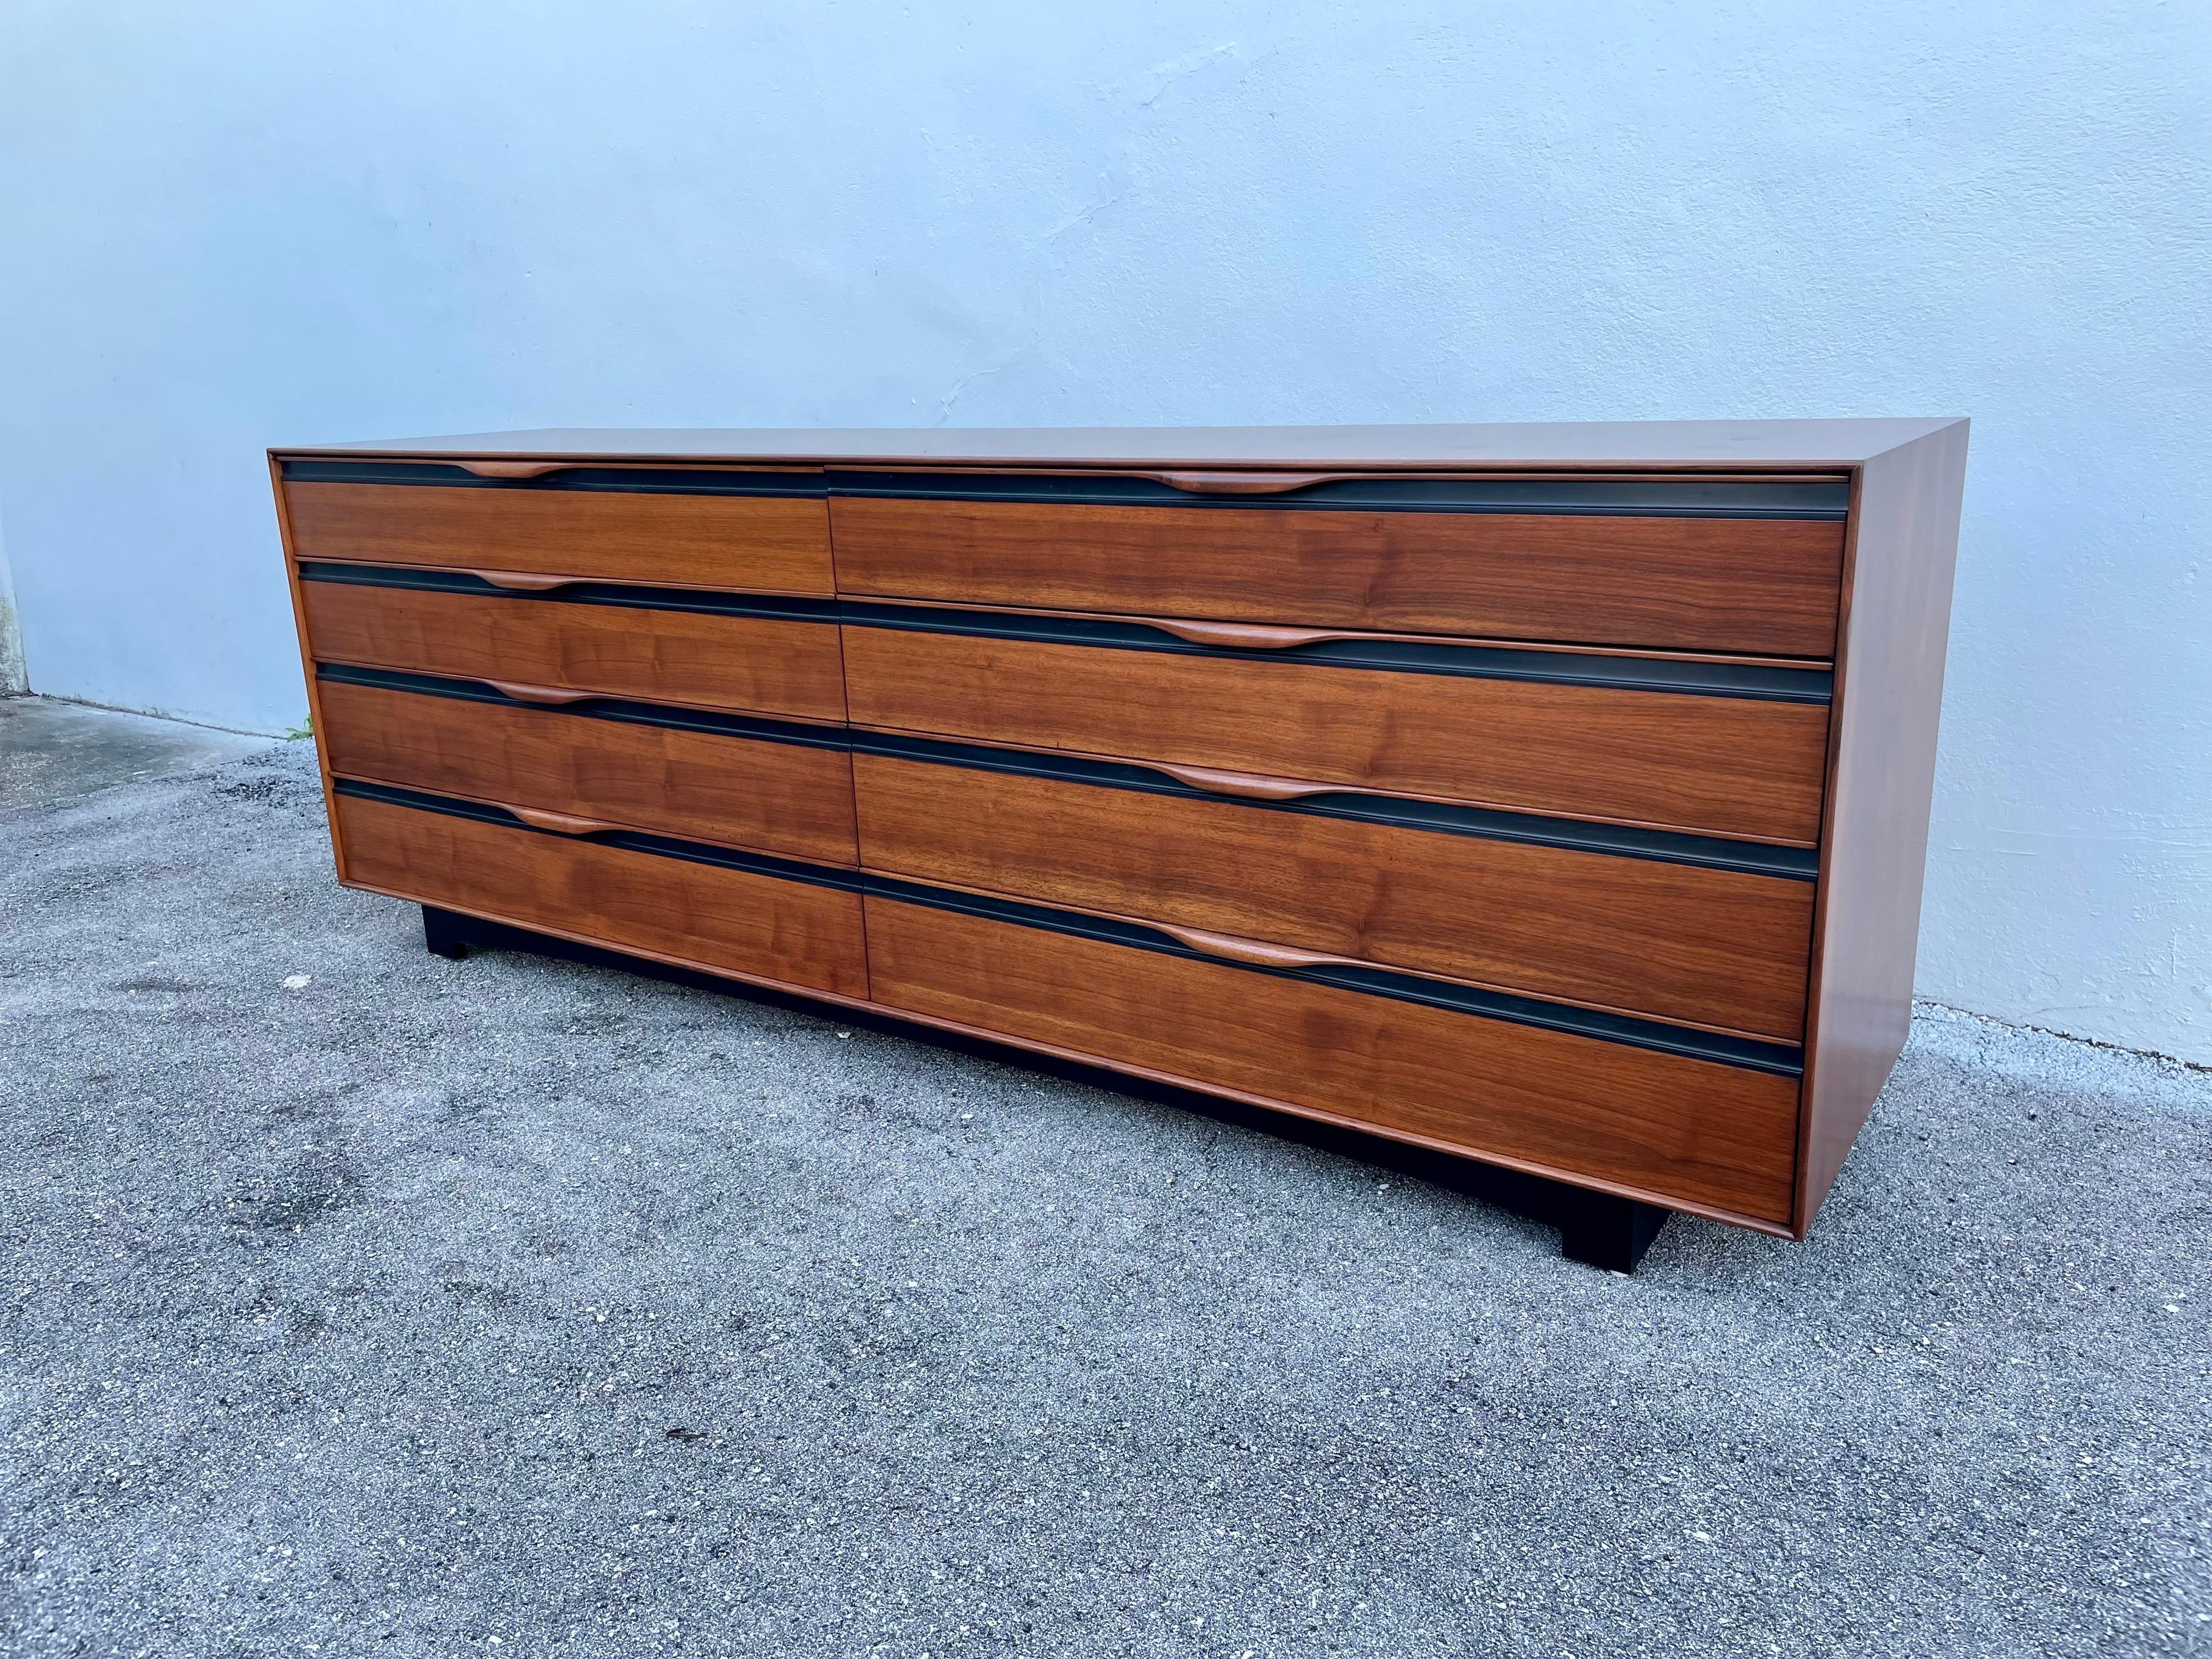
[864,894,1800,1224]
[851,750,1814,1040]
[830,495,1844,657]
[841,625,1830,844]
[285,481,833,593]
[335,790,868,997]
[300,573,847,722]
[319,675,859,865]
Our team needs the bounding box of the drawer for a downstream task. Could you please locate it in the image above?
[318,670,859,865]
[828,473,1847,657]
[863,890,1801,1225]
[839,612,1832,844]
[282,463,832,593]
[299,566,847,722]
[851,745,1815,1040]
[333,786,868,998]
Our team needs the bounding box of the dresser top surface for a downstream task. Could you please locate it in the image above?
[275,418,1965,471]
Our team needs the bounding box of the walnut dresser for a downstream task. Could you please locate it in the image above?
[272,420,1968,1271]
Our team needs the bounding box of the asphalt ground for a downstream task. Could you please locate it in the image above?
[2,742,2206,1656]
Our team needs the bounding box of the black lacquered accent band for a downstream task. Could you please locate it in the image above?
[862,874,1803,1077]
[336,779,1803,1077]
[296,562,841,624]
[295,562,1830,701]
[827,470,1849,519]
[332,779,866,893]
[315,664,848,750]
[318,666,1813,879]
[282,457,1847,517]
[280,459,823,497]
[847,729,1818,880]
[836,602,1832,702]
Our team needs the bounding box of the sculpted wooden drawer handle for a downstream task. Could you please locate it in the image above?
[1136,470,1345,495]
[467,569,580,592]
[486,680,597,706]
[1141,617,1341,651]
[504,805,619,837]
[1152,924,1346,972]
[456,460,571,479]
[1150,762,1337,802]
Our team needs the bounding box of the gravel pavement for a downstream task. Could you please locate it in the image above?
[2,743,2206,1657]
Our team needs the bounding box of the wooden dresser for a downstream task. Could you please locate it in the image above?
[272,421,1967,1269]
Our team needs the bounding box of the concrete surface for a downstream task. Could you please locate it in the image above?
[1,742,2207,1658]
[0,695,275,811]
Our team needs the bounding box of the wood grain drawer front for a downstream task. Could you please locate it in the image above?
[841,623,1831,844]
[299,571,847,722]
[318,674,859,865]
[851,750,1814,1040]
[283,472,832,594]
[863,895,1800,1225]
[335,789,867,998]
[828,476,1846,656]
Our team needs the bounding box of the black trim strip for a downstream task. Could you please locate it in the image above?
[296,562,842,624]
[336,779,1803,1077]
[281,459,823,498]
[847,729,1818,880]
[281,457,1848,518]
[828,470,1850,519]
[333,779,865,893]
[836,602,1830,702]
[317,665,1812,878]
[316,665,1811,877]
[296,562,1829,701]
[316,663,848,750]
[863,875,1803,1076]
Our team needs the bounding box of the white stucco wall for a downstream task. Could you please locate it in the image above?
[1,3,2205,1059]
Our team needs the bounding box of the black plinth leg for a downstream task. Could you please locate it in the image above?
[1557,1190,1672,1272]
[422,905,472,961]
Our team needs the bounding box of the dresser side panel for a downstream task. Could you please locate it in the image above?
[1798,422,1969,1233]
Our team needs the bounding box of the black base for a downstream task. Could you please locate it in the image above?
[418,904,1675,1272]
[422,904,473,961]
[1553,1189,1673,1273]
